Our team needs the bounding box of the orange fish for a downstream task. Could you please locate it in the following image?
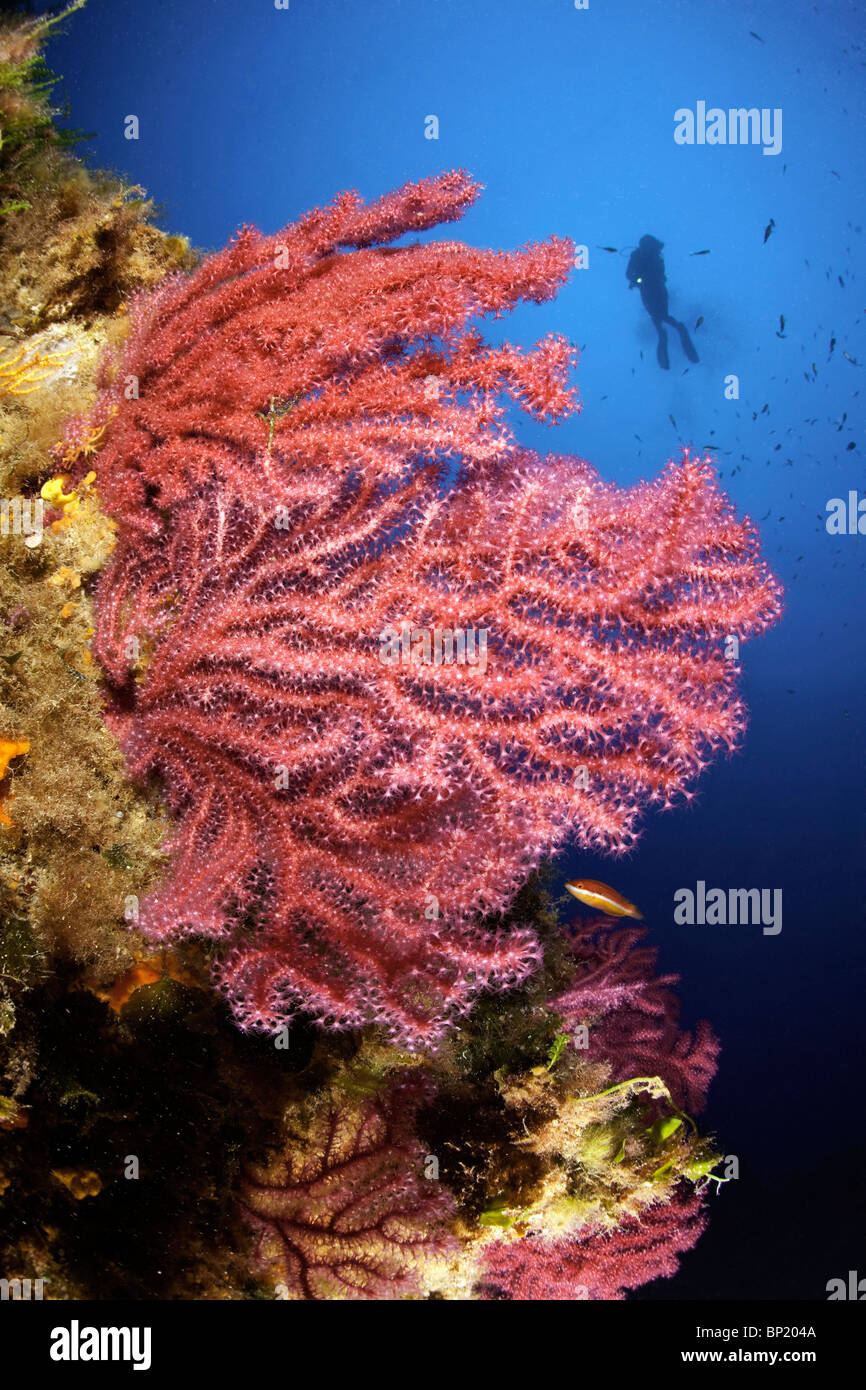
[565,879,643,920]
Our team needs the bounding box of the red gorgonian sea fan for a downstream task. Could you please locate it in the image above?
[61,169,577,533]
[481,1187,708,1302]
[552,917,721,1113]
[80,171,782,1045]
[238,1078,455,1300]
[480,918,720,1300]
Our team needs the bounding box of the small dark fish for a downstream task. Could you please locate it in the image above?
[838,275,845,287]
[847,441,857,450]
[763,218,776,244]
[760,510,771,520]
[837,412,847,429]
[599,246,618,253]
[811,363,818,376]
[843,351,859,365]
[779,314,785,332]
[690,249,711,256]
[761,403,769,414]
[831,170,841,179]
[695,315,704,330]
[829,337,836,357]
[750,30,764,41]
[668,414,677,429]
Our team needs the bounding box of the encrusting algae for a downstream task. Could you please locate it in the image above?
[0,2,200,1296]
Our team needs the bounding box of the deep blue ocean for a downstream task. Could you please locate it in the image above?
[47,0,865,1300]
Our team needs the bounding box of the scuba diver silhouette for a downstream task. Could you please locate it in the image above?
[626,235,699,370]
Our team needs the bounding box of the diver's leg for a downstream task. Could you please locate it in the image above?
[655,323,669,370]
[665,315,700,363]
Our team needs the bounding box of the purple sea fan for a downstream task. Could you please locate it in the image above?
[238,1079,456,1300]
[482,1188,707,1301]
[552,918,720,1113]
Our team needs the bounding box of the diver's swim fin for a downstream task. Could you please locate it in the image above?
[676,321,700,363]
[657,331,670,370]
